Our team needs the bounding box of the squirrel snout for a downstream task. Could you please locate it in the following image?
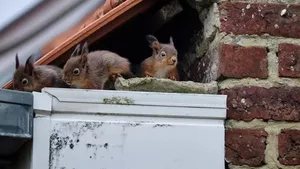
[169,56,177,65]
[62,76,71,85]
[171,58,177,64]
[64,80,72,85]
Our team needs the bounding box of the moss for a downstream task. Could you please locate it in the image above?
[102,96,134,105]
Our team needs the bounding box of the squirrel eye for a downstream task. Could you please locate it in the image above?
[161,51,166,57]
[73,68,80,75]
[21,78,28,85]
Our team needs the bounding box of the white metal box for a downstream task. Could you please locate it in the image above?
[14,88,227,169]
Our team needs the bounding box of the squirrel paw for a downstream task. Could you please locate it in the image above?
[111,73,122,81]
[95,8,104,19]
[168,76,177,81]
[145,74,153,78]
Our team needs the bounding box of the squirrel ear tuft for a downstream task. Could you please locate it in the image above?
[146,35,158,44]
[169,36,174,45]
[25,55,34,76]
[146,35,161,52]
[79,42,89,67]
[15,53,19,69]
[80,54,88,67]
[81,42,89,56]
[71,44,81,57]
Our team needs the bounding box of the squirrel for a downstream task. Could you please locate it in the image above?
[13,54,69,92]
[62,42,135,90]
[140,35,179,81]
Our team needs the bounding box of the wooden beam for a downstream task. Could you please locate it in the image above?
[3,0,160,89]
[36,0,144,65]
[52,0,161,66]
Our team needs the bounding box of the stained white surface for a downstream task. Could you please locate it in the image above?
[43,88,226,108]
[30,89,227,169]
[43,88,227,119]
[50,119,224,169]
[32,91,52,115]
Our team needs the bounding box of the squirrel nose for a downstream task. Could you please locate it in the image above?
[172,58,177,64]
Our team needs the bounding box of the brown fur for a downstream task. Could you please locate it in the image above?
[13,54,69,92]
[141,35,179,81]
[62,42,132,90]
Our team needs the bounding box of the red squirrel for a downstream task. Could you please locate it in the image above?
[62,42,134,89]
[141,35,179,81]
[13,54,69,92]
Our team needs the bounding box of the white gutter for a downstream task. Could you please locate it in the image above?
[28,88,227,169]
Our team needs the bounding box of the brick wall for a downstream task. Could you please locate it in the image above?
[191,0,300,168]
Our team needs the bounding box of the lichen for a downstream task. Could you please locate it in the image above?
[102,96,134,105]
[115,77,218,94]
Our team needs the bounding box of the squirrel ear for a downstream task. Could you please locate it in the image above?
[152,41,161,51]
[79,42,89,67]
[146,35,158,43]
[146,35,161,52]
[80,54,88,67]
[81,42,89,56]
[15,53,19,69]
[169,36,174,45]
[71,44,81,57]
[25,55,34,76]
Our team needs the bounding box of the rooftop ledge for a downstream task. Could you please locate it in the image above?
[115,77,218,94]
[33,86,227,120]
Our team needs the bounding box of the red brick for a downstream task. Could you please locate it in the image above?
[220,44,268,78]
[278,130,300,165]
[278,43,300,77]
[219,2,300,38]
[226,129,267,167]
[219,86,300,121]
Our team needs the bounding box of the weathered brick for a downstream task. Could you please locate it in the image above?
[219,2,300,38]
[220,44,268,78]
[219,86,300,121]
[278,129,300,165]
[226,129,267,167]
[189,56,211,83]
[278,43,300,78]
